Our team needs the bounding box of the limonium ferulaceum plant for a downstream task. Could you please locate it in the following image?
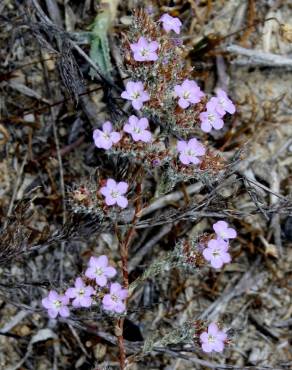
[42,9,238,368]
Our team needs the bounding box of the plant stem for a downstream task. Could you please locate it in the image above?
[117,182,142,369]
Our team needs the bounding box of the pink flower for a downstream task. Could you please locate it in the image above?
[174,79,204,109]
[200,322,227,353]
[203,238,231,269]
[177,138,206,165]
[93,121,121,150]
[65,277,95,308]
[102,282,128,314]
[123,115,152,142]
[208,89,236,117]
[213,220,237,240]
[130,37,159,62]
[199,108,224,133]
[121,81,150,110]
[159,13,182,34]
[100,179,128,208]
[42,290,70,318]
[85,255,117,287]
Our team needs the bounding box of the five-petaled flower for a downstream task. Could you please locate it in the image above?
[102,282,128,314]
[200,322,227,353]
[121,81,150,110]
[159,13,182,34]
[174,79,204,109]
[177,138,206,165]
[42,290,70,318]
[130,37,159,62]
[199,108,224,133]
[208,89,236,117]
[93,121,121,150]
[100,179,129,209]
[203,238,231,269]
[65,277,95,308]
[213,220,237,240]
[123,115,152,142]
[85,255,117,287]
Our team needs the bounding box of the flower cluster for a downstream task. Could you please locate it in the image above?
[130,36,159,62]
[119,15,207,168]
[67,12,238,361]
[41,255,128,318]
[159,13,182,34]
[174,79,204,109]
[100,179,128,209]
[93,122,121,150]
[200,322,227,353]
[121,81,150,110]
[91,11,237,202]
[177,138,205,165]
[199,89,236,133]
[202,220,236,269]
[124,115,152,143]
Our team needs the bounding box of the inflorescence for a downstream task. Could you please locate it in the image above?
[42,11,238,356]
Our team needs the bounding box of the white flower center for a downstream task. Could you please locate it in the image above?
[53,300,62,308]
[208,334,216,343]
[212,248,221,258]
[141,48,149,56]
[219,98,226,108]
[219,230,227,238]
[95,267,103,276]
[110,190,120,198]
[111,294,118,302]
[78,289,85,296]
[103,132,110,140]
[183,91,190,99]
[133,126,141,134]
[186,149,194,157]
[208,113,215,123]
[131,91,140,99]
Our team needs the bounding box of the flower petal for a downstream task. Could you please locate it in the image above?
[59,306,70,317]
[100,186,110,197]
[104,266,117,278]
[110,131,121,144]
[211,257,224,269]
[178,98,189,109]
[208,323,219,335]
[65,287,76,299]
[177,140,187,152]
[179,153,190,165]
[48,308,58,318]
[110,282,122,294]
[48,290,59,301]
[200,332,209,343]
[85,267,96,280]
[202,342,213,353]
[95,275,107,287]
[117,196,128,208]
[132,99,143,110]
[75,277,84,289]
[105,196,116,206]
[102,121,112,133]
[80,296,92,308]
[117,182,128,194]
[96,255,109,268]
[42,297,51,309]
[114,301,126,313]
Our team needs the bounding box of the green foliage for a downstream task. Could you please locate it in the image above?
[143,321,195,353]
[89,9,113,79]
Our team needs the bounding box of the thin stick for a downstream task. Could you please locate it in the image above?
[4,152,28,228]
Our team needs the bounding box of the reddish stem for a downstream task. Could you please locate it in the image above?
[116,182,142,369]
